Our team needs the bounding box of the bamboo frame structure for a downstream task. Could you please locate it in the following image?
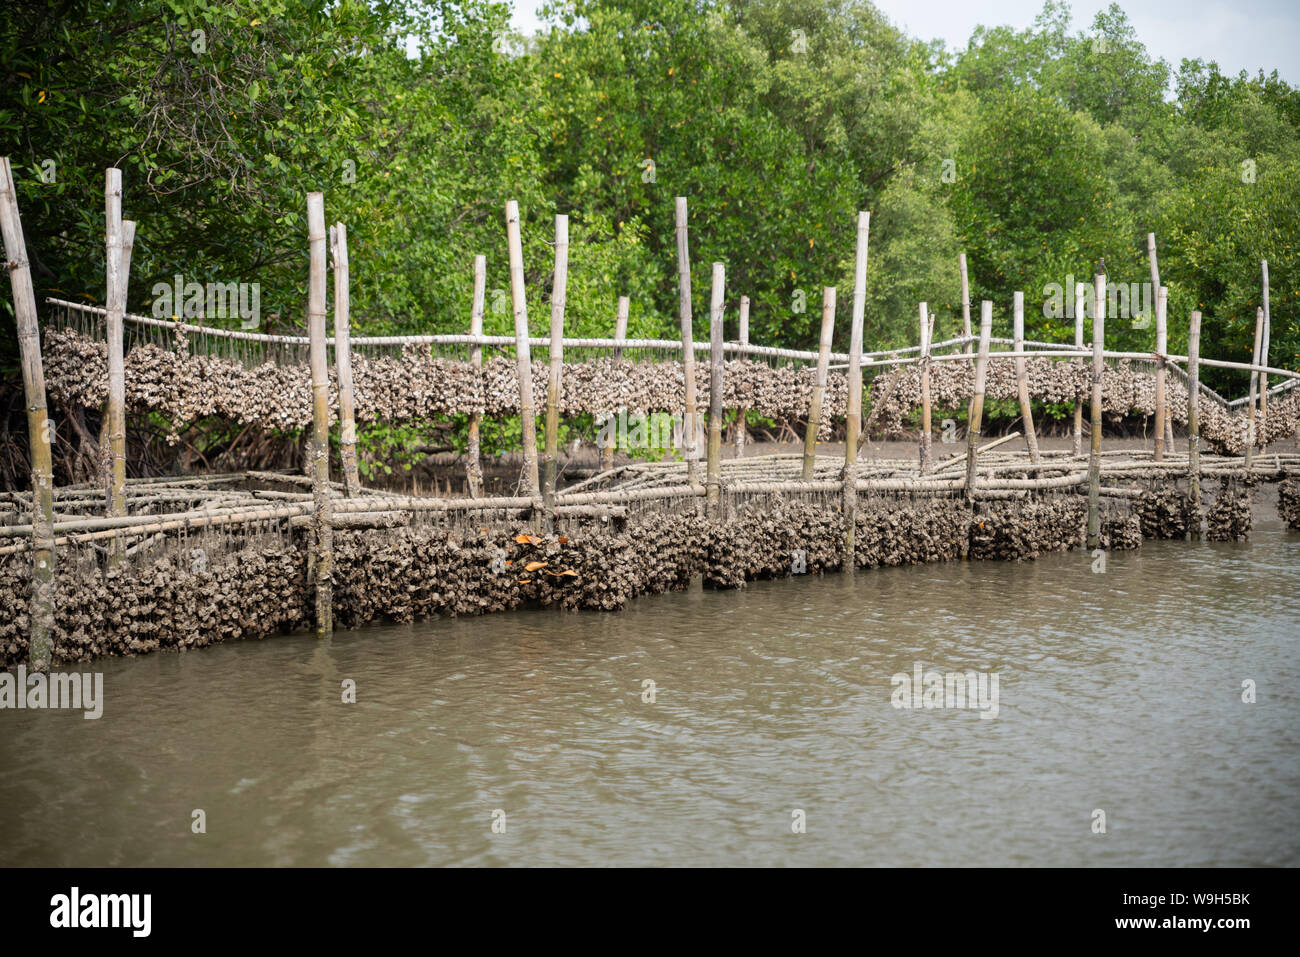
[505,200,541,496]
[543,214,569,511]
[966,302,993,499]
[675,197,701,482]
[706,262,725,513]
[306,192,334,637]
[330,222,361,497]
[1154,285,1168,462]
[843,211,869,569]
[1012,291,1040,463]
[1,156,56,670]
[466,254,486,497]
[1087,273,1105,549]
[1187,310,1203,539]
[804,287,836,480]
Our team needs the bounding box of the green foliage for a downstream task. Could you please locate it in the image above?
[0,0,1295,397]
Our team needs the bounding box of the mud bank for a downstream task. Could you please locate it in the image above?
[4,474,1271,667]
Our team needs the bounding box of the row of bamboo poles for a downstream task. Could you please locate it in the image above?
[2,156,1295,669]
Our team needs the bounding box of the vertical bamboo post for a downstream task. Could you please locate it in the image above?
[306,193,333,637]
[675,197,701,482]
[505,200,541,497]
[965,302,993,500]
[1187,310,1202,539]
[329,222,360,497]
[1247,305,1264,467]
[1147,232,1172,449]
[1153,284,1168,462]
[958,252,972,357]
[1261,259,1270,451]
[802,287,836,480]
[601,295,629,473]
[97,219,134,472]
[466,255,486,497]
[843,211,869,570]
[1,156,56,671]
[706,262,725,513]
[1072,281,1085,456]
[543,214,568,510]
[1012,291,1040,463]
[104,168,127,524]
[613,295,629,359]
[734,295,749,457]
[917,301,933,474]
[1087,273,1105,549]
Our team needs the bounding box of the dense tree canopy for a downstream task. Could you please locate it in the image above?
[2,0,1296,389]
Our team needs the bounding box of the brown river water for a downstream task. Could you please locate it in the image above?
[2,523,1298,867]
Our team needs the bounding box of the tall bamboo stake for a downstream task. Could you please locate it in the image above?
[675,197,701,482]
[306,192,333,637]
[706,262,725,512]
[97,219,134,473]
[1072,281,1085,456]
[1148,232,1173,448]
[543,214,569,510]
[735,295,750,457]
[330,222,360,497]
[917,301,933,474]
[803,287,836,480]
[843,211,869,569]
[958,252,972,358]
[1012,290,1040,463]
[1087,273,1105,549]
[104,168,128,525]
[1153,284,1168,462]
[1187,310,1203,539]
[0,157,56,670]
[1247,305,1264,467]
[1261,259,1270,452]
[505,200,541,496]
[466,254,486,497]
[965,301,993,500]
[601,294,629,471]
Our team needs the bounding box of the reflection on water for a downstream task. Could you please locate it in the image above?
[2,526,1298,866]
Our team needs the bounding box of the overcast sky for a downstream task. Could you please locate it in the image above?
[509,1,1298,85]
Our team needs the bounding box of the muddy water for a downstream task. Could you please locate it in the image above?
[2,526,1298,867]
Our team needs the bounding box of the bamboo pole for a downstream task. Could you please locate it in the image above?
[97,220,134,476]
[306,192,333,638]
[965,302,993,499]
[104,168,128,528]
[706,262,725,513]
[601,295,630,472]
[1187,310,1202,539]
[675,197,701,481]
[917,301,933,474]
[1247,305,1264,467]
[735,295,750,458]
[1012,291,1040,463]
[1087,273,1105,549]
[1,156,56,670]
[543,214,569,510]
[1148,232,1174,449]
[1261,260,1270,451]
[804,287,836,480]
[1153,284,1168,462]
[843,211,869,569]
[1072,281,1085,456]
[466,254,486,497]
[329,222,360,497]
[505,200,541,496]
[958,252,972,358]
